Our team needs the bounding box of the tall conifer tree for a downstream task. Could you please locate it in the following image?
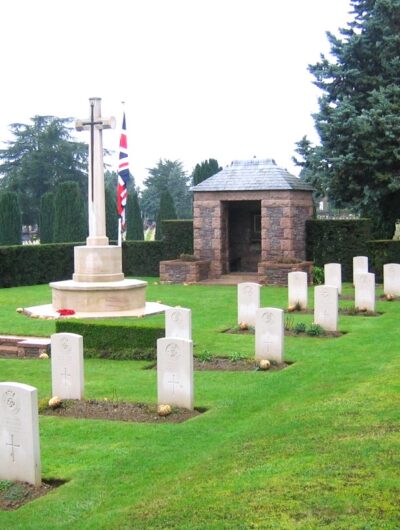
[126,190,144,241]
[39,191,55,243]
[53,181,86,243]
[0,191,21,245]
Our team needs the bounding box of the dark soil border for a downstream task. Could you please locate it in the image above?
[0,478,65,511]
[223,328,344,338]
[40,399,204,423]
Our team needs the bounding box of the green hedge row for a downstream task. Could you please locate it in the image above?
[161,219,194,259]
[55,319,164,360]
[306,220,372,282]
[367,240,400,283]
[0,243,76,288]
[0,220,194,287]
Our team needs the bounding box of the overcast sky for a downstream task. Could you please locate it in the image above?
[0,0,352,188]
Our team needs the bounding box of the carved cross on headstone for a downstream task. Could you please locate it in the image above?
[75,98,115,246]
[6,434,20,462]
[168,374,180,394]
[61,367,71,386]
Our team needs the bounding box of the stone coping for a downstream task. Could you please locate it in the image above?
[50,279,147,291]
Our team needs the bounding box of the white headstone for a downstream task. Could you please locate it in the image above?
[238,282,261,326]
[51,333,84,399]
[288,271,308,309]
[0,382,41,486]
[314,285,338,331]
[353,256,368,284]
[157,338,193,410]
[324,263,342,294]
[355,272,375,312]
[255,307,284,362]
[383,263,400,296]
[165,307,192,340]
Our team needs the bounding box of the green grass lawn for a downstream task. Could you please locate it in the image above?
[0,280,399,529]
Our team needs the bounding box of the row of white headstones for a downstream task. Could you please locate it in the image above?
[2,258,399,487]
[0,307,194,487]
[239,258,400,361]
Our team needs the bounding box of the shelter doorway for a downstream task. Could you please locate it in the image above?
[227,201,261,272]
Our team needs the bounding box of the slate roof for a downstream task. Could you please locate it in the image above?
[191,158,314,192]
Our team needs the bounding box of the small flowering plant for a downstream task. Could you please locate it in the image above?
[57,308,75,316]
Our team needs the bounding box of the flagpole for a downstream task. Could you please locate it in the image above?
[117,101,127,247]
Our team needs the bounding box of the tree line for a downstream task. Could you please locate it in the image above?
[0,116,220,244]
[3,0,398,244]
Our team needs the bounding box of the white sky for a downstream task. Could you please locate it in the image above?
[0,0,352,188]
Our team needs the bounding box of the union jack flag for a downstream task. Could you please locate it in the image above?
[117,112,129,234]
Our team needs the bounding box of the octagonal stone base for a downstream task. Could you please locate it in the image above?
[50,279,147,313]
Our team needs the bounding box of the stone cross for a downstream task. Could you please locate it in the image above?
[0,382,41,486]
[51,333,84,400]
[76,97,116,247]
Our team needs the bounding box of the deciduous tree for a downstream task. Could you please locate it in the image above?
[0,116,87,225]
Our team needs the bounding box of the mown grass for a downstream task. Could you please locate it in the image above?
[0,279,399,529]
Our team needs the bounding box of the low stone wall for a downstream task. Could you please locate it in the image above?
[258,261,313,286]
[160,259,211,284]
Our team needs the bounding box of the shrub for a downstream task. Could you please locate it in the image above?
[0,191,21,245]
[312,266,324,285]
[294,322,307,334]
[55,319,164,360]
[306,323,326,336]
[105,184,118,241]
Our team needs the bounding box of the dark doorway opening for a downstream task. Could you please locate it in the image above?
[228,201,261,272]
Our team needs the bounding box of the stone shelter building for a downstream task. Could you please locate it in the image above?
[160,158,314,284]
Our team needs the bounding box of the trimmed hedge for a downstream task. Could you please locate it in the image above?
[0,242,77,287]
[162,219,193,259]
[367,240,400,283]
[123,241,165,276]
[306,219,372,282]
[55,319,164,360]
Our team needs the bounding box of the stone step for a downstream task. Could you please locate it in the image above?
[0,336,50,358]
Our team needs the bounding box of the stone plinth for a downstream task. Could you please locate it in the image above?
[160,259,210,283]
[73,245,124,282]
[50,279,147,312]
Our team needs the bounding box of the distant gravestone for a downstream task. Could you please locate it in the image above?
[0,382,41,486]
[314,285,338,332]
[353,256,368,284]
[165,307,192,340]
[288,271,308,309]
[324,263,342,295]
[383,264,400,296]
[157,337,193,410]
[255,307,284,363]
[51,333,84,399]
[238,282,261,326]
[355,272,375,312]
